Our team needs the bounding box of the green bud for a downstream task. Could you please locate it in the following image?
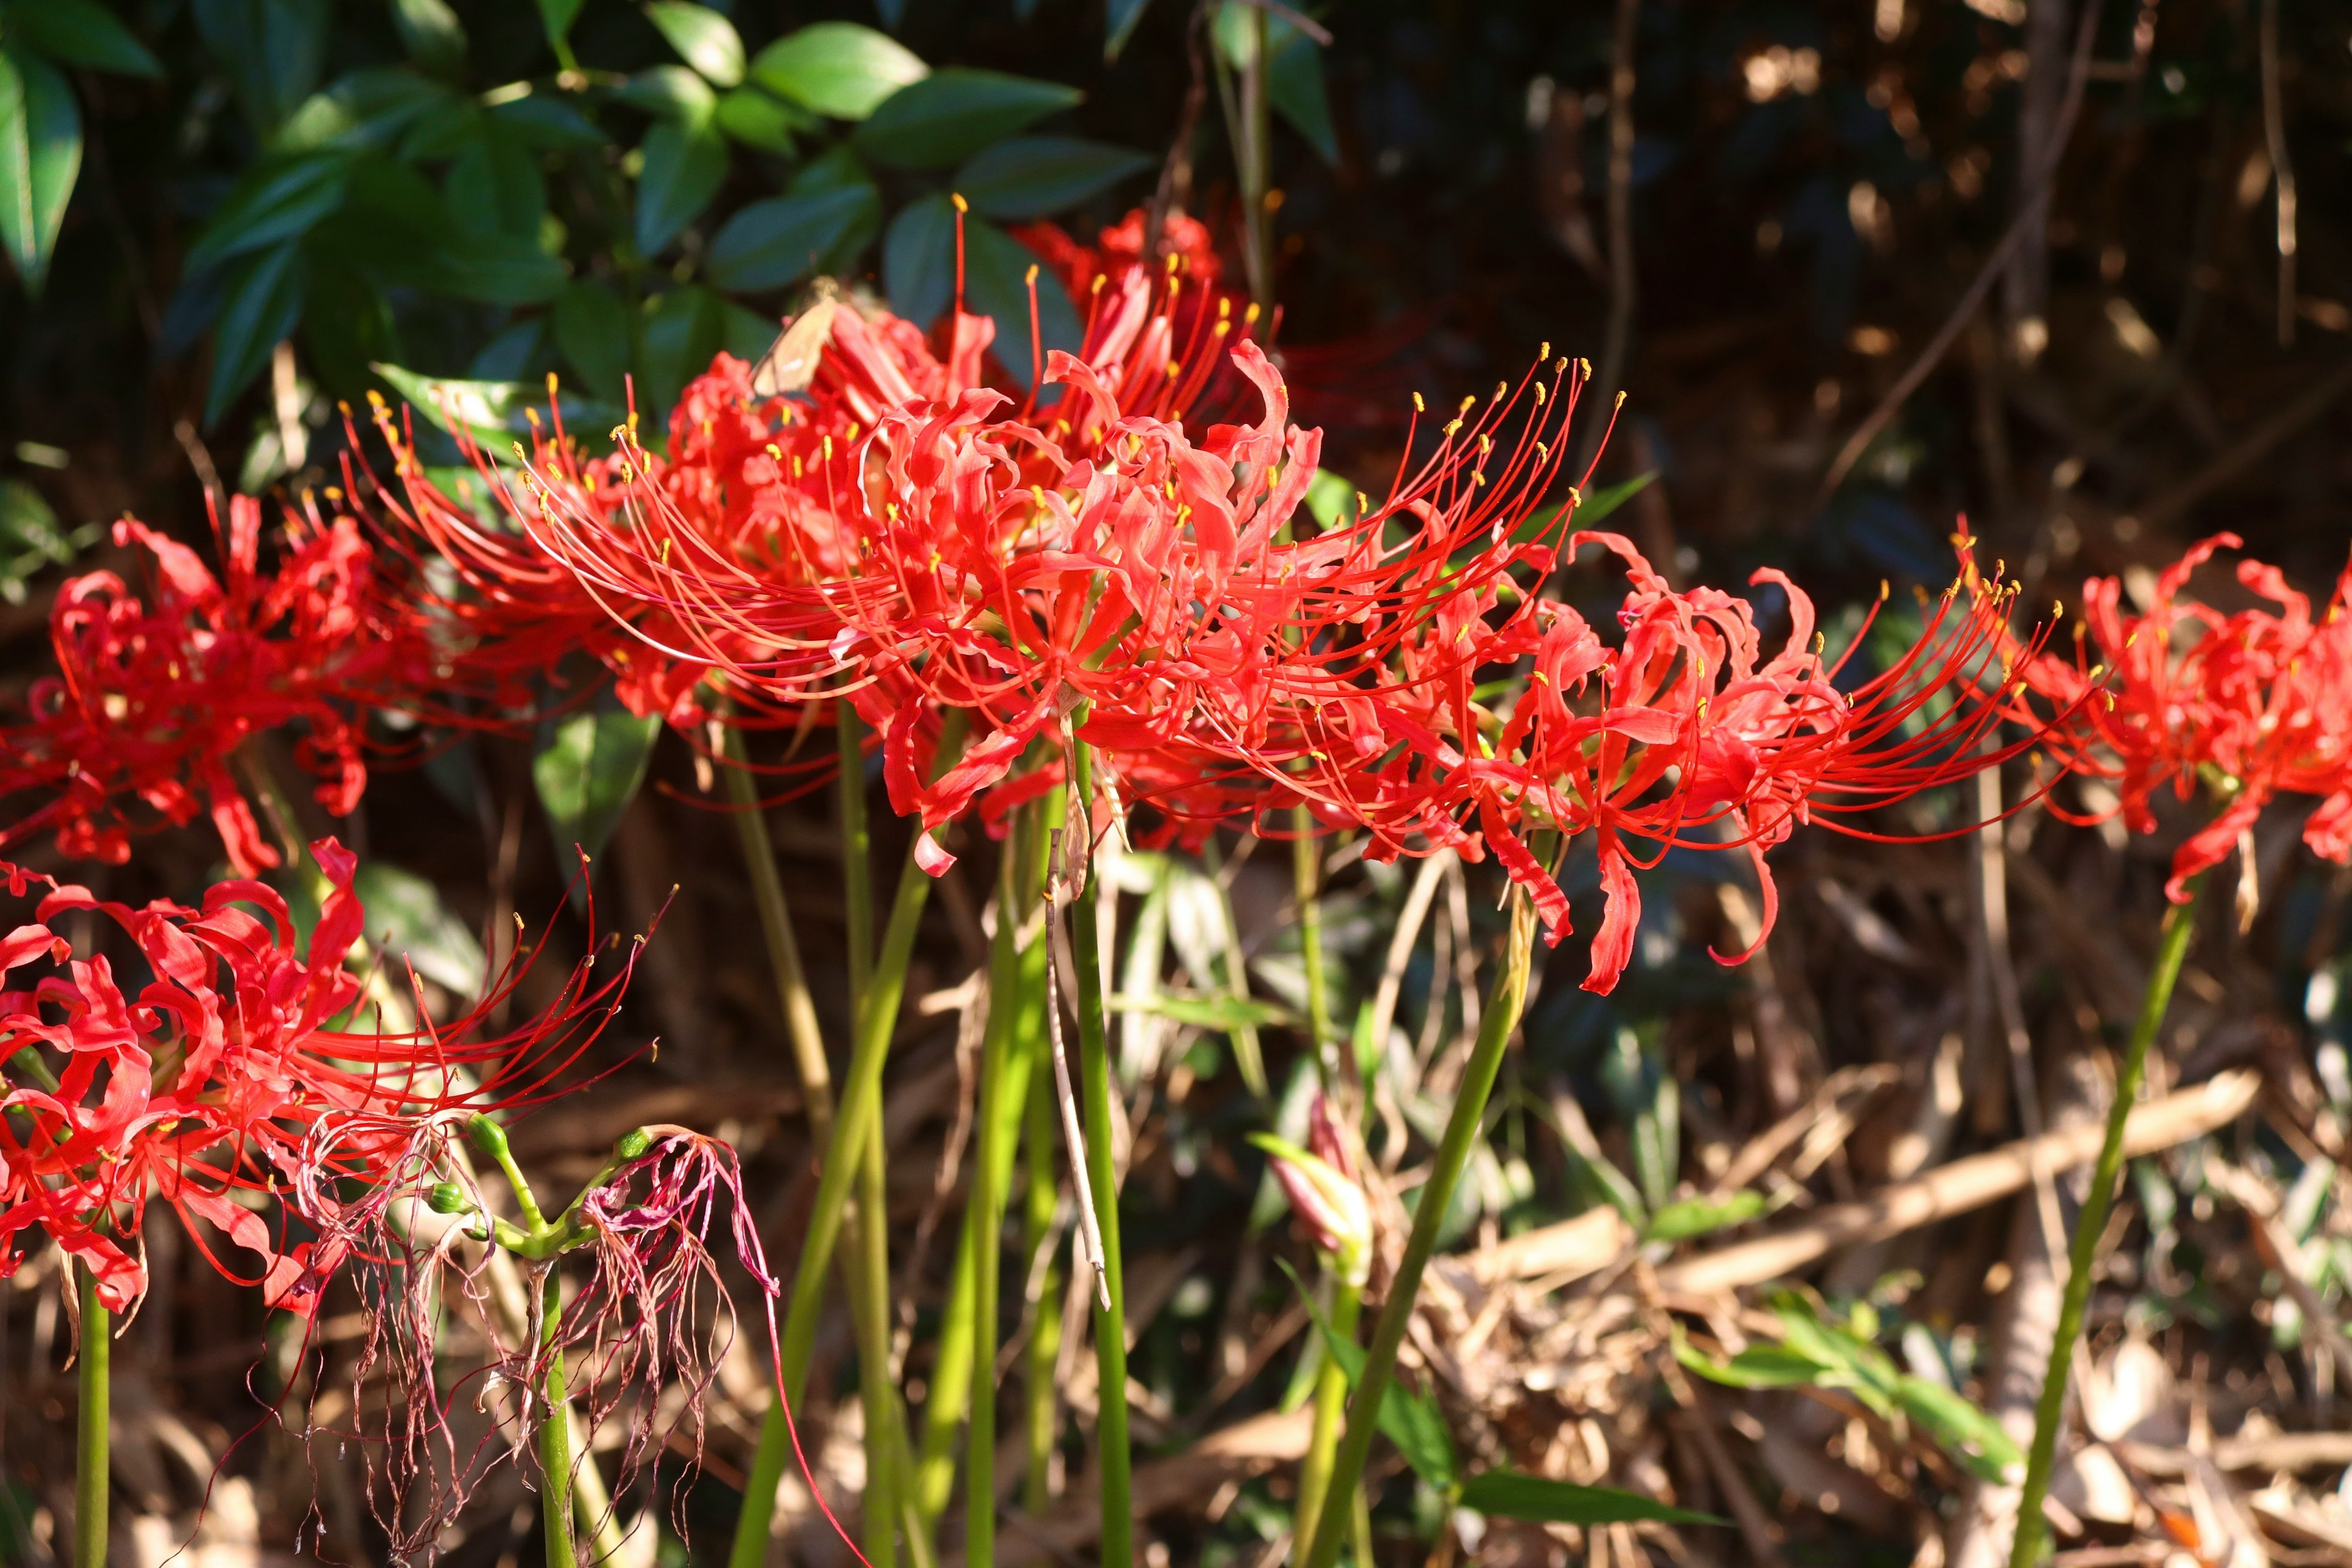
[426,1182,468,1215]
[615,1128,653,1161]
[466,1113,510,1163]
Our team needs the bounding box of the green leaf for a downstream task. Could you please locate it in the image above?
[191,0,330,135]
[1108,990,1297,1033]
[553,279,632,402]
[185,153,349,273]
[0,478,93,605]
[1267,22,1337,165]
[389,0,466,77]
[1303,468,1355,528]
[428,232,567,306]
[276,69,453,152]
[1278,1257,1458,1491]
[881,190,955,327]
[638,283,722,417]
[960,213,1080,391]
[446,124,545,239]
[614,64,717,124]
[854,69,1081,169]
[955,135,1153,220]
[0,48,79,298]
[1891,1379,2024,1483]
[1105,0,1155,61]
[535,0,586,59]
[535,703,663,867]
[352,862,487,995]
[646,2,744,89]
[11,0,162,78]
[205,243,304,424]
[750,22,927,121]
[1458,1472,1724,1528]
[370,362,621,449]
[1674,1338,1833,1390]
[635,116,726,255]
[713,85,807,155]
[706,184,880,292]
[488,91,607,151]
[1643,1189,1766,1243]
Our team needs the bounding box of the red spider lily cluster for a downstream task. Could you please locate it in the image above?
[0,497,439,876]
[2021,532,2352,904]
[0,837,636,1316]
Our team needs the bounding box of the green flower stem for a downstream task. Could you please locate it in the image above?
[2008,878,2205,1568]
[74,1259,108,1568]
[720,726,836,1149]
[1066,739,1133,1568]
[1292,809,1333,1082]
[1302,891,1539,1568]
[1022,1012,1065,1516]
[1291,1276,1359,1567]
[537,1269,578,1568]
[841,705,875,1003]
[729,714,967,1568]
[959,828,1024,1568]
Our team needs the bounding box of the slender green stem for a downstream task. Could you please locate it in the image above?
[842,705,874,1005]
[1292,809,1332,1085]
[1292,1277,1359,1566]
[74,1259,108,1568]
[1065,741,1133,1568]
[2008,879,2204,1568]
[1022,1008,1064,1516]
[960,834,1027,1568]
[720,726,836,1147]
[538,1269,578,1568]
[730,718,968,1568]
[1302,892,1538,1568]
[1197,837,1267,1098]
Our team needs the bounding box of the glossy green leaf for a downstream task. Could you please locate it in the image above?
[1643,1189,1766,1243]
[553,279,632,402]
[639,284,722,417]
[750,22,927,121]
[389,0,466,77]
[647,2,744,89]
[789,142,872,196]
[1105,0,1155,61]
[12,0,162,78]
[276,69,453,152]
[535,702,662,868]
[0,49,79,298]
[955,135,1153,219]
[205,243,304,423]
[370,362,620,448]
[1268,21,1337,165]
[428,233,566,306]
[960,213,1080,391]
[854,68,1080,168]
[614,64,717,124]
[713,85,805,155]
[191,0,330,135]
[1303,468,1356,528]
[488,91,606,150]
[1458,1472,1724,1528]
[706,184,879,292]
[445,124,544,239]
[186,153,349,273]
[635,116,726,255]
[535,0,586,59]
[352,862,487,995]
[1278,1257,1458,1491]
[881,190,955,328]
[0,478,94,605]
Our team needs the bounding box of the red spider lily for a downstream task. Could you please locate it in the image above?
[1327,529,2062,993]
[0,496,432,876]
[0,836,639,1317]
[1253,1095,1371,1286]
[288,1124,862,1567]
[2019,532,2352,903]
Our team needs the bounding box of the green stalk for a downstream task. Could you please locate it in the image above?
[74,1259,107,1568]
[1065,739,1133,1568]
[1022,1016,1065,1516]
[960,827,1026,1568]
[1291,1277,1359,1567]
[1292,809,1332,1084]
[729,716,967,1568]
[1302,892,1539,1568]
[2008,879,2204,1568]
[840,705,898,1568]
[538,1269,578,1568]
[720,726,835,1147]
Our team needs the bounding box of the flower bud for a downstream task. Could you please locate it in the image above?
[466,1113,510,1164]
[426,1182,468,1215]
[1251,1131,1372,1287]
[615,1128,653,1161]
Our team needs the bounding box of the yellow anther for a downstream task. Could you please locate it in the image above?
[951,192,968,213]
[1412,392,1425,413]
[1025,263,1039,284]
[1459,394,1476,414]
[1442,419,1462,436]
